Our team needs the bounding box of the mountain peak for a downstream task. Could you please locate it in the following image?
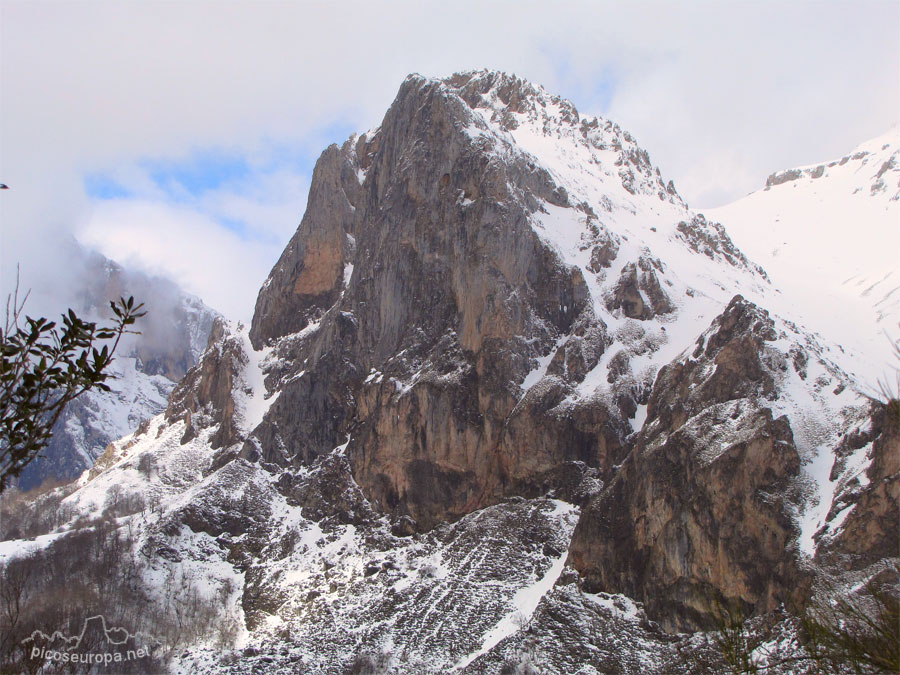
[8,72,895,674]
[440,69,577,118]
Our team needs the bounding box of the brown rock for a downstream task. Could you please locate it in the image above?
[249,134,370,348]
[568,297,805,631]
[818,402,900,567]
[165,317,245,449]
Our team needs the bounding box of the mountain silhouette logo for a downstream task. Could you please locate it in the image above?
[23,615,160,666]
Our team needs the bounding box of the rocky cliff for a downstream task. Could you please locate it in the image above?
[236,71,889,630]
[1,71,896,673]
[243,73,753,533]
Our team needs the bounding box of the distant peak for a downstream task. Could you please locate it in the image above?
[763,126,900,193]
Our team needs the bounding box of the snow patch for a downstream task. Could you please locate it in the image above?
[234,327,277,434]
[453,500,578,671]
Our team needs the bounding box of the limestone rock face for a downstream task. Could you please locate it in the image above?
[249,141,367,348]
[183,70,887,634]
[247,73,626,528]
[166,317,245,449]
[605,257,672,320]
[567,297,806,631]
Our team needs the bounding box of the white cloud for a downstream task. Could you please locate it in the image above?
[2,0,897,319]
[79,198,281,322]
[77,161,309,321]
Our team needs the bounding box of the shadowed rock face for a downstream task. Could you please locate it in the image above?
[568,297,806,631]
[246,73,626,528]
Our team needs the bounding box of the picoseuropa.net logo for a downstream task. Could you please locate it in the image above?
[22,614,159,667]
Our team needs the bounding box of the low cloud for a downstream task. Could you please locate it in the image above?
[79,199,290,322]
[2,0,897,320]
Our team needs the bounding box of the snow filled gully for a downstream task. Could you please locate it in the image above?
[453,500,579,671]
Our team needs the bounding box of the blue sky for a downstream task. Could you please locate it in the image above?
[83,120,360,241]
[541,49,618,116]
[74,122,360,316]
[85,150,297,240]
[85,152,258,202]
[87,121,360,202]
[84,173,134,200]
[144,152,252,201]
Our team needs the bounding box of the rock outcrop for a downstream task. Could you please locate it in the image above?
[249,140,367,348]
[166,317,245,449]
[568,296,807,630]
[817,401,900,569]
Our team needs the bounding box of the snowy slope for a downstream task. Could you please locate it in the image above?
[2,404,643,672]
[60,357,174,469]
[16,283,220,491]
[457,73,887,389]
[706,127,900,386]
[458,72,781,396]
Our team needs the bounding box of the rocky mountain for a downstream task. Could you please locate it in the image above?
[13,248,219,491]
[0,71,896,674]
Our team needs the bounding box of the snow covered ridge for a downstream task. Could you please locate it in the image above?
[763,126,900,201]
[419,72,869,409]
[707,126,900,385]
[434,69,686,211]
[431,71,894,393]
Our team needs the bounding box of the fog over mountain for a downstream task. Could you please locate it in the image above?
[11,243,219,491]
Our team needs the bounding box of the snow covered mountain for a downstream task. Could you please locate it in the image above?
[706,127,900,386]
[0,71,896,674]
[14,249,220,491]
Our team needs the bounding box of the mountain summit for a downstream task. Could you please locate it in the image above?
[1,71,896,673]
